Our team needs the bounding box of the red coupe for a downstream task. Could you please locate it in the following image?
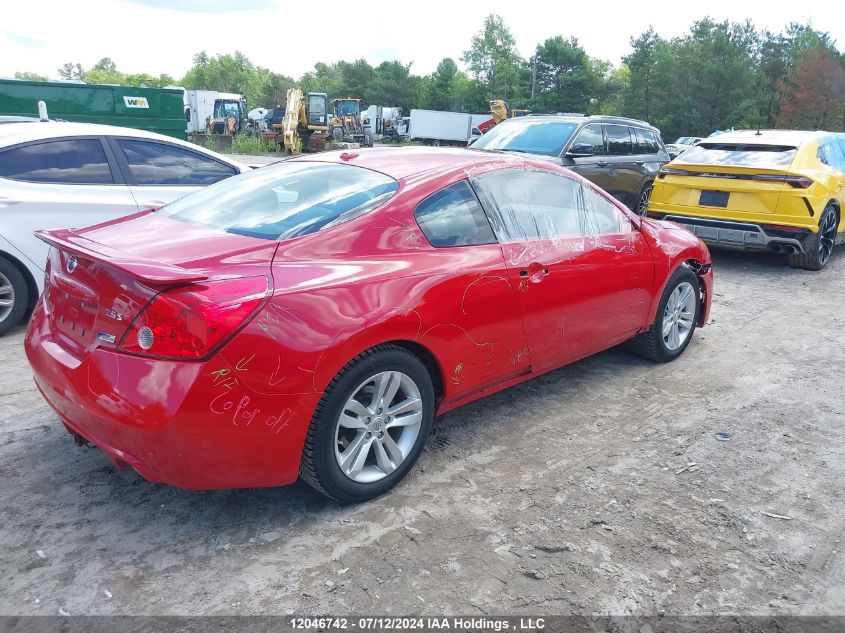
[26,147,713,501]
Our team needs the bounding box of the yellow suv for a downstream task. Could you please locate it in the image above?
[647,130,845,270]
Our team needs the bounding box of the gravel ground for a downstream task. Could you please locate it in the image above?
[0,248,843,616]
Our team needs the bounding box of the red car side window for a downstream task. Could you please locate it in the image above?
[413,180,496,247]
[473,168,630,242]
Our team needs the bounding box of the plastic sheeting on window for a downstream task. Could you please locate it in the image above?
[469,166,634,244]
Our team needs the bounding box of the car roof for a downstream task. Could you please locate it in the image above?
[0,121,247,168]
[505,114,659,131]
[0,121,249,172]
[290,146,523,180]
[702,129,827,146]
[0,121,178,144]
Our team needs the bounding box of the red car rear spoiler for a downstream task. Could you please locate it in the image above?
[35,229,209,285]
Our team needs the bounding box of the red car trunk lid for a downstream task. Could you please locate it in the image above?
[36,213,279,357]
[43,248,164,355]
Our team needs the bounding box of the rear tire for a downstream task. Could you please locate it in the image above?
[300,345,435,502]
[0,257,28,337]
[635,182,653,216]
[789,205,838,271]
[626,266,700,362]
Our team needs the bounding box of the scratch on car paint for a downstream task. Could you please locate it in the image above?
[555,317,566,339]
[266,303,306,325]
[421,323,494,370]
[519,279,529,293]
[510,345,530,366]
[379,307,423,340]
[209,389,296,434]
[235,354,255,372]
[451,363,463,385]
[257,320,277,340]
[460,275,511,315]
[404,231,424,247]
[210,368,239,390]
[378,217,425,248]
[269,356,287,386]
[209,392,260,427]
[266,409,296,434]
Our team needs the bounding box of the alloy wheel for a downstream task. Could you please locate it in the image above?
[334,370,423,484]
[818,211,837,266]
[662,281,696,351]
[636,185,652,216]
[0,271,15,324]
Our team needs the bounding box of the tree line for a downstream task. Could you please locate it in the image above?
[14,14,845,141]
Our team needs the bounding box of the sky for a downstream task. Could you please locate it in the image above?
[0,0,839,82]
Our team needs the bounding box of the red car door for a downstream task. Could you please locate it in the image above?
[411,180,533,396]
[472,167,654,373]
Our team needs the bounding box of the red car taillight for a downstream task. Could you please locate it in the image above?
[118,277,271,360]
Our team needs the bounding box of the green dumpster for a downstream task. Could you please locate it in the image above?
[0,79,186,139]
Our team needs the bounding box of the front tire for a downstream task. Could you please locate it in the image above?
[789,205,838,271]
[300,345,435,502]
[0,257,28,336]
[627,266,700,362]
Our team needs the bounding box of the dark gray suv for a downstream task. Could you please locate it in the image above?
[471,114,670,215]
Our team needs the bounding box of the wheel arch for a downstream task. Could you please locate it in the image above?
[682,258,712,327]
[824,199,841,231]
[644,254,711,331]
[312,325,447,410]
[386,339,445,407]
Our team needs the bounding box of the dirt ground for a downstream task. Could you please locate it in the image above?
[0,248,843,617]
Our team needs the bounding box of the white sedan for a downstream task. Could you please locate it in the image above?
[0,122,247,334]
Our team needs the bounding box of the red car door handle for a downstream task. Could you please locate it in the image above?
[521,263,549,282]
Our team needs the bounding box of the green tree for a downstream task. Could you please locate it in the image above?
[622,28,664,121]
[336,58,375,98]
[684,19,760,133]
[758,30,790,126]
[451,72,489,112]
[427,58,458,110]
[586,58,625,114]
[299,62,346,98]
[532,36,592,113]
[366,61,414,109]
[14,71,48,82]
[182,51,287,107]
[57,62,83,80]
[463,13,522,100]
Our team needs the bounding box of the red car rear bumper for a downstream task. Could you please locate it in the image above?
[25,302,320,490]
